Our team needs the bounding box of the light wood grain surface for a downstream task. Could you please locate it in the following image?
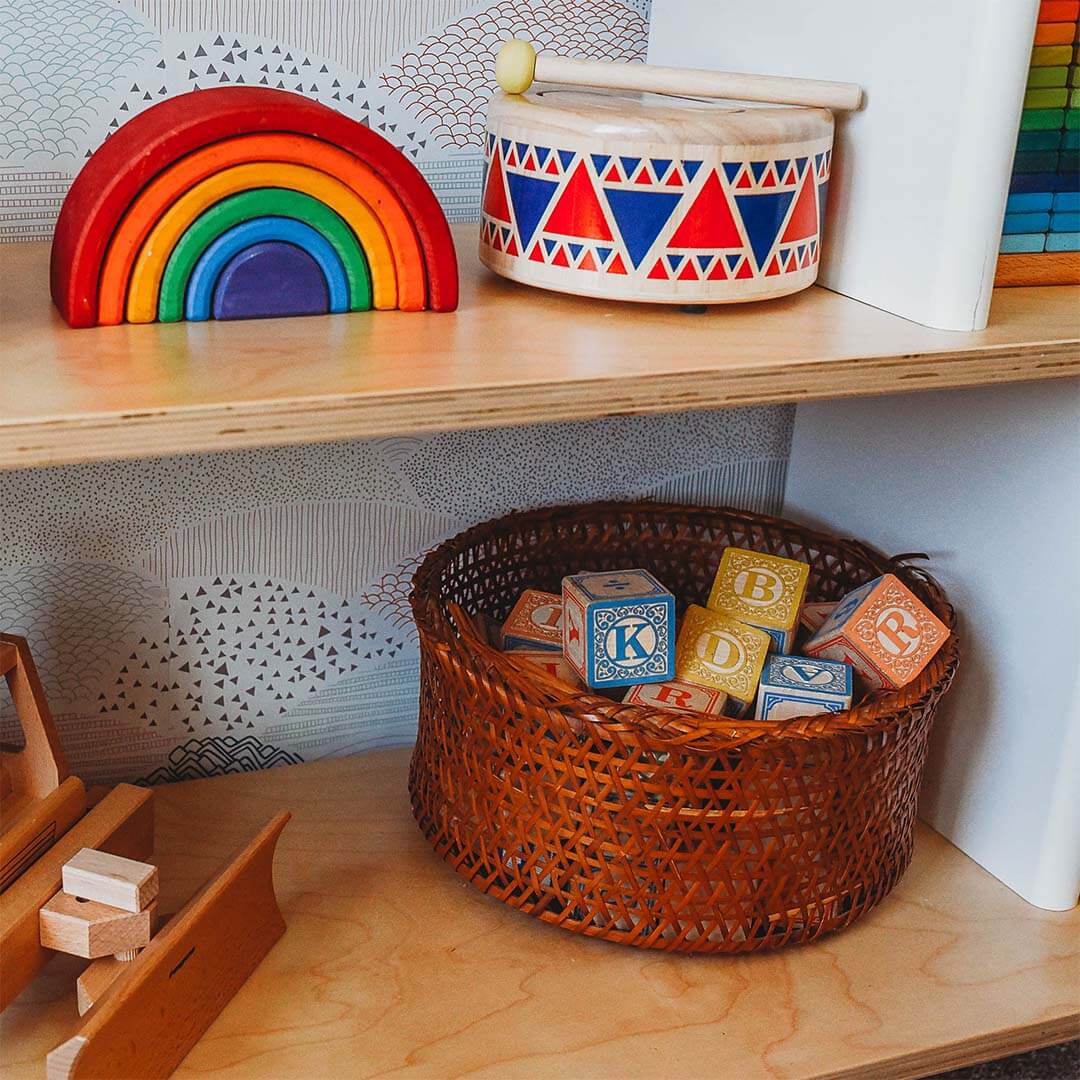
[1,228,1077,470]
[2,750,1076,1080]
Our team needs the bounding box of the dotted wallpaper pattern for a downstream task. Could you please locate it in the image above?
[1,414,793,785]
[0,0,797,786]
[0,0,648,239]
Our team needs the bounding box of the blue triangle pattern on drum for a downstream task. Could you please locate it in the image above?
[795,156,808,177]
[500,138,511,157]
[568,242,583,261]
[666,253,684,273]
[515,142,529,160]
[651,158,672,180]
[734,190,795,270]
[683,160,702,182]
[543,237,558,255]
[591,154,610,175]
[725,252,742,272]
[507,173,560,248]
[696,254,712,271]
[534,145,551,167]
[750,161,769,183]
[487,133,495,155]
[774,159,790,180]
[558,149,576,170]
[603,188,682,268]
[596,245,612,264]
[620,156,642,177]
[722,162,741,184]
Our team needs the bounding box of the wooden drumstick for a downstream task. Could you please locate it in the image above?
[495,40,864,112]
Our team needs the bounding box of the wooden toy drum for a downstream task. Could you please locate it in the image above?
[479,89,833,304]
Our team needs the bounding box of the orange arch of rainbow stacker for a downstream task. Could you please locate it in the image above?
[124,162,402,322]
[97,133,428,323]
[50,87,457,327]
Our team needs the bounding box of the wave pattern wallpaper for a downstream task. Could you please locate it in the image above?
[0,0,794,784]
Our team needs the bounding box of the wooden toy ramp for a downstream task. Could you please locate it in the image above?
[47,813,290,1080]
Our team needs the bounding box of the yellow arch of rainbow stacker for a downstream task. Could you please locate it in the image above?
[125,162,398,322]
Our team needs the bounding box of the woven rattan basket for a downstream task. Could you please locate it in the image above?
[409,502,959,953]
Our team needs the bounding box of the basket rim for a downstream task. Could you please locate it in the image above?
[410,500,959,752]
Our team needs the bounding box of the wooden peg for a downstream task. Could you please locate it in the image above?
[62,849,158,913]
[495,39,864,111]
[39,891,155,959]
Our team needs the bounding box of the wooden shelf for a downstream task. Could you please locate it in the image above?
[2,227,1078,470]
[3,749,1077,1079]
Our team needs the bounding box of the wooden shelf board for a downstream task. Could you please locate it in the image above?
[3,749,1077,1079]
[2,227,1078,469]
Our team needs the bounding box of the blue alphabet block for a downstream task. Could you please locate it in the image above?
[562,569,675,689]
[754,654,853,722]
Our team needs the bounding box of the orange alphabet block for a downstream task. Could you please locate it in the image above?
[623,678,727,716]
[805,573,950,690]
[502,589,564,651]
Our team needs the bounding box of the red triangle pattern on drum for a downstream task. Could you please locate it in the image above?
[579,249,598,271]
[647,258,669,279]
[780,169,818,244]
[544,161,614,241]
[735,259,754,279]
[708,258,728,280]
[528,242,544,262]
[607,253,628,274]
[482,150,512,223]
[669,170,742,248]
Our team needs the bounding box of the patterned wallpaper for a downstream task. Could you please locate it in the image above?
[0,0,795,784]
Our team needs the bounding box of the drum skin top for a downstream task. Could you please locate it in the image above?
[488,89,832,147]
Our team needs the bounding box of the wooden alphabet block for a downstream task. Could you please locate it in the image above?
[39,891,155,959]
[506,647,584,688]
[62,848,159,913]
[623,678,727,716]
[562,570,675,689]
[707,547,810,653]
[502,589,563,651]
[798,601,837,639]
[754,654,853,722]
[805,573,950,690]
[674,604,771,710]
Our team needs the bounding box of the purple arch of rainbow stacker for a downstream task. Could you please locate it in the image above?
[185,216,349,321]
[212,242,330,321]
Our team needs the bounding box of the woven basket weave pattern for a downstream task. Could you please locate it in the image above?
[409,502,958,952]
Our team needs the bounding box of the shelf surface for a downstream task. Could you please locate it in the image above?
[2,227,1079,469]
[3,749,1077,1080]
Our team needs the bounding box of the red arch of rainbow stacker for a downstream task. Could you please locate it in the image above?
[51,87,458,328]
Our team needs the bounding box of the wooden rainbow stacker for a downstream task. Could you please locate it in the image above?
[51,86,458,327]
[0,634,289,1079]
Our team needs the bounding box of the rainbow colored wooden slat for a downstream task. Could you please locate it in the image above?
[997,0,1080,284]
[51,87,458,327]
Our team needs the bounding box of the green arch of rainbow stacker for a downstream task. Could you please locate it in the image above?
[157,188,373,322]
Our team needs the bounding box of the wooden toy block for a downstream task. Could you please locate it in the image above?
[798,600,837,639]
[674,605,771,710]
[562,570,675,689]
[1,633,87,893]
[805,573,950,690]
[623,678,727,716]
[707,547,810,652]
[39,891,155,959]
[754,654,853,722]
[502,589,564,651]
[47,813,289,1080]
[506,647,585,688]
[0,783,154,1010]
[62,849,159,913]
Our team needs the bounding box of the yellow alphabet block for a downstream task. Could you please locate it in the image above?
[707,548,810,650]
[674,605,771,708]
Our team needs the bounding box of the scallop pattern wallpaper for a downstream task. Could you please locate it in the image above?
[0,0,795,784]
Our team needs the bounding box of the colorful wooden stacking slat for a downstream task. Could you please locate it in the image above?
[997,2,1080,284]
[50,87,458,328]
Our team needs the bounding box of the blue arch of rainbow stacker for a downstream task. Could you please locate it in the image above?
[185,217,350,321]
